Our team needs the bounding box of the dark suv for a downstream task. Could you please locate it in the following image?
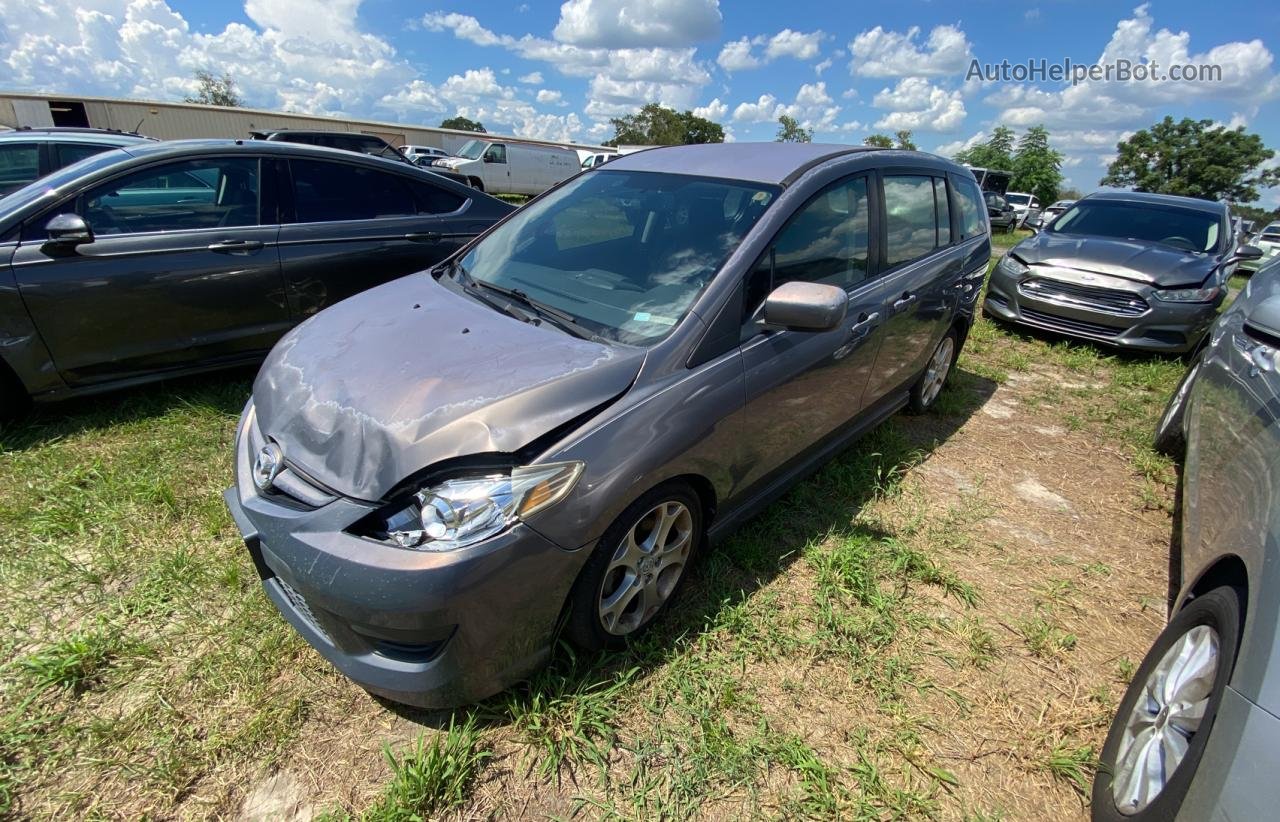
[0,127,155,196]
[249,129,472,187]
[224,145,993,708]
[0,139,513,415]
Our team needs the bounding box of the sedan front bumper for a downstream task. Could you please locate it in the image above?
[223,404,586,708]
[985,260,1219,353]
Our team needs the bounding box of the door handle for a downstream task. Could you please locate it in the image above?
[892,292,918,312]
[848,311,880,337]
[404,232,442,243]
[208,239,264,253]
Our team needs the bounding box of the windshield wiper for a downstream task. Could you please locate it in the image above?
[445,261,539,325]
[464,274,603,342]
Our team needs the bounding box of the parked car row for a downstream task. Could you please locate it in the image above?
[222,143,994,709]
[0,137,515,415]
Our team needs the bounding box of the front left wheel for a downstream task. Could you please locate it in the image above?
[1091,585,1242,821]
[564,482,703,651]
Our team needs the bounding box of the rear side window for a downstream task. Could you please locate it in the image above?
[883,175,940,267]
[291,159,416,222]
[53,143,115,170]
[0,143,40,191]
[952,175,986,240]
[406,178,466,215]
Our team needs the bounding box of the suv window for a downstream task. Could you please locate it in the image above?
[72,158,259,235]
[884,175,942,267]
[54,143,116,170]
[0,143,40,191]
[952,175,986,240]
[291,159,416,222]
[745,176,871,316]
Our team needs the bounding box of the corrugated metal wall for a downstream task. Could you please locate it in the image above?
[0,92,610,154]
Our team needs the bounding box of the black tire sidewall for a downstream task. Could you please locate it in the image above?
[908,329,960,414]
[564,482,703,652]
[1091,585,1242,822]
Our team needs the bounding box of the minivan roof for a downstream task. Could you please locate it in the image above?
[602,143,970,186]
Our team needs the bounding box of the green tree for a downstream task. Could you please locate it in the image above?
[1011,125,1064,205]
[894,129,917,151]
[1101,116,1279,203]
[775,115,812,143]
[440,116,486,133]
[184,70,241,107]
[863,133,894,148]
[955,125,1015,170]
[605,103,724,146]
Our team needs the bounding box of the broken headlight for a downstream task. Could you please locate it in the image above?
[373,462,583,551]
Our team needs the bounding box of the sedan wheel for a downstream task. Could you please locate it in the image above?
[1092,585,1241,821]
[598,501,693,636]
[565,482,703,651]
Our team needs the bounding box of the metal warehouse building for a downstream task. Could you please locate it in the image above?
[0,91,608,156]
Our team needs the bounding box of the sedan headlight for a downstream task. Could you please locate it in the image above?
[996,254,1029,277]
[1152,285,1221,303]
[375,461,583,551]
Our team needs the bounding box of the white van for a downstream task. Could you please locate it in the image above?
[431,139,578,195]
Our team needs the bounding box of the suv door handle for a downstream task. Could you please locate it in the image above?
[208,239,264,253]
[892,292,918,312]
[848,311,880,337]
[404,232,442,243]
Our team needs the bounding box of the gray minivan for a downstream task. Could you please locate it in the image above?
[224,144,993,708]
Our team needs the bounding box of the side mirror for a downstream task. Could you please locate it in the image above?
[45,213,94,246]
[762,281,848,332]
[1232,244,1264,263]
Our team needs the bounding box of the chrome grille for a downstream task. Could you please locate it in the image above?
[1019,278,1149,317]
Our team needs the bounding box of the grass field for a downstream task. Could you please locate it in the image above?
[0,284,1191,819]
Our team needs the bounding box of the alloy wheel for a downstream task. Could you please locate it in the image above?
[921,336,955,407]
[1110,624,1219,815]
[597,500,693,636]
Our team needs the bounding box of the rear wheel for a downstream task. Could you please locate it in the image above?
[0,364,30,426]
[565,482,702,651]
[908,330,958,413]
[1092,585,1241,821]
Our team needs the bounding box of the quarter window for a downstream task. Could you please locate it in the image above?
[407,178,466,215]
[933,177,951,246]
[952,175,986,240]
[54,143,116,170]
[291,159,416,222]
[883,175,940,267]
[76,158,259,235]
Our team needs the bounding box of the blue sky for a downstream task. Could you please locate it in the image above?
[2,0,1277,204]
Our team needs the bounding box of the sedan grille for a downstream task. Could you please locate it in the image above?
[1021,307,1122,338]
[1019,278,1149,317]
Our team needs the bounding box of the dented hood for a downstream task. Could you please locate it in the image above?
[253,273,644,501]
[1013,233,1218,287]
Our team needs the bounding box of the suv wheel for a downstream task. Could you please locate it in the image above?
[1092,585,1241,820]
[565,482,702,651]
[908,330,958,413]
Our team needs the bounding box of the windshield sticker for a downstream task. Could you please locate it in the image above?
[633,312,677,326]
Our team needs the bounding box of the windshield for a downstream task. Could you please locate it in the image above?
[0,147,131,227]
[456,169,779,345]
[1048,199,1223,253]
[457,140,487,160]
[1004,193,1030,206]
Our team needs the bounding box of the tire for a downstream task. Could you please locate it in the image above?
[467,177,484,192]
[0,364,30,425]
[1091,585,1242,821]
[1153,356,1201,459]
[908,329,959,414]
[564,481,703,651]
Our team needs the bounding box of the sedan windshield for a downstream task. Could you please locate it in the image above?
[1048,199,1223,253]
[456,170,778,345]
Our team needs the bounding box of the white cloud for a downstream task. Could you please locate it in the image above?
[716,37,760,71]
[536,88,562,104]
[732,81,840,132]
[551,0,721,48]
[732,94,780,123]
[764,28,824,61]
[849,24,973,78]
[518,71,544,84]
[814,57,833,75]
[933,130,986,158]
[692,97,728,120]
[871,77,966,131]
